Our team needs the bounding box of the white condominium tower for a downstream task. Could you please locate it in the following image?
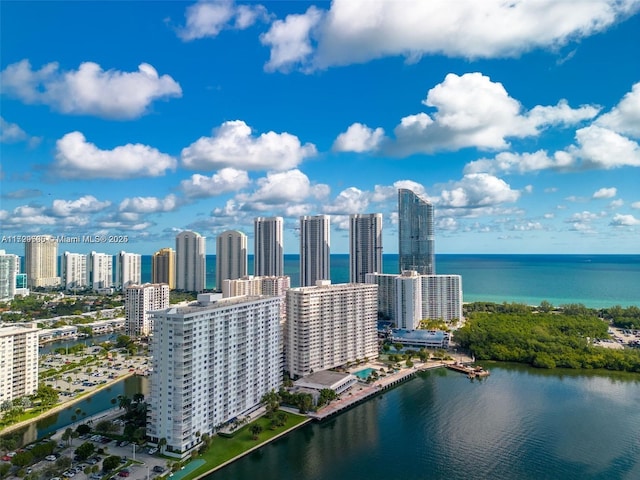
[176,231,206,292]
[152,248,175,290]
[300,215,330,287]
[349,213,383,283]
[124,283,170,337]
[24,236,60,288]
[254,217,284,277]
[222,275,290,298]
[398,188,435,275]
[366,272,463,327]
[285,281,378,378]
[148,294,282,455]
[0,323,39,403]
[116,251,142,289]
[0,250,19,301]
[61,252,88,291]
[216,230,248,291]
[89,252,113,291]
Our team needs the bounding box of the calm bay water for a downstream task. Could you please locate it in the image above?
[209,365,640,480]
[142,254,640,308]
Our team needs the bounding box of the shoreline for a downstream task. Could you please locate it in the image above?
[0,372,134,437]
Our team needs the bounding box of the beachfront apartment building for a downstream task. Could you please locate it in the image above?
[398,188,435,275]
[221,275,290,298]
[0,322,39,403]
[89,252,113,291]
[216,230,248,291]
[24,235,60,288]
[152,248,176,290]
[285,281,378,378]
[176,231,206,292]
[148,294,282,455]
[115,251,142,289]
[254,217,284,277]
[349,213,383,283]
[300,215,331,287]
[61,252,88,291]
[0,250,19,301]
[124,283,170,337]
[366,272,463,327]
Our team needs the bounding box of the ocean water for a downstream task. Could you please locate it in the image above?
[141,254,640,308]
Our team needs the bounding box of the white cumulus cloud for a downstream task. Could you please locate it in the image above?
[323,187,370,215]
[178,0,269,41]
[338,73,598,155]
[0,60,182,119]
[260,0,639,72]
[51,195,111,217]
[438,173,520,208]
[181,120,316,171]
[237,169,329,206]
[597,82,640,137]
[119,194,179,214]
[567,125,640,169]
[0,117,27,143]
[54,131,177,179]
[593,187,617,199]
[180,168,250,198]
[610,213,640,226]
[333,123,385,152]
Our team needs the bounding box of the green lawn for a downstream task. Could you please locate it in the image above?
[179,412,310,480]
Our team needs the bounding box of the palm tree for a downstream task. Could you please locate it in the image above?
[158,438,167,454]
[249,424,263,440]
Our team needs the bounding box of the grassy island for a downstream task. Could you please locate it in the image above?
[455,303,640,372]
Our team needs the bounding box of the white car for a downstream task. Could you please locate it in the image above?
[46,455,57,461]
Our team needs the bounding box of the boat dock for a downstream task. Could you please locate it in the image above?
[446,363,490,378]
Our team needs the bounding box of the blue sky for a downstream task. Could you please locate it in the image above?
[1,0,640,256]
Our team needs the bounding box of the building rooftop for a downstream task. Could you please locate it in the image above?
[295,370,355,388]
[391,329,448,341]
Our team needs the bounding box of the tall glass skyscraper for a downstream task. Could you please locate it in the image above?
[254,217,284,276]
[300,215,330,287]
[398,188,435,275]
[349,213,383,283]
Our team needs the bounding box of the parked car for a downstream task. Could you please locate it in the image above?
[152,466,165,473]
[147,448,158,455]
[118,470,130,477]
[45,455,57,461]
[1,456,10,462]
[90,474,102,480]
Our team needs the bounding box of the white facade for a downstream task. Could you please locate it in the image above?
[216,230,247,291]
[62,252,88,291]
[148,294,282,454]
[0,250,19,301]
[300,215,330,287]
[125,283,170,337]
[24,236,59,288]
[254,217,284,277]
[89,252,113,291]
[222,275,290,298]
[366,272,463,325]
[152,248,175,290]
[349,214,383,283]
[116,251,142,289]
[176,231,206,292]
[285,281,378,378]
[0,323,39,403]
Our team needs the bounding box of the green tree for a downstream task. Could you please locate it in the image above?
[74,441,96,461]
[77,424,91,435]
[62,427,74,446]
[11,451,34,468]
[249,424,263,440]
[0,463,11,479]
[102,456,120,472]
[55,457,72,470]
[261,390,280,418]
[393,342,404,352]
[158,437,167,454]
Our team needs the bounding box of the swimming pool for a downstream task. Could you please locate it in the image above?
[353,368,375,380]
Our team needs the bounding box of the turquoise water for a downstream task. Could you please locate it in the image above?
[141,254,640,308]
[207,365,640,480]
[353,368,375,380]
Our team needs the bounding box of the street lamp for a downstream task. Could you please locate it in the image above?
[132,443,136,462]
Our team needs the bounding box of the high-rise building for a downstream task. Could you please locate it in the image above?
[61,252,88,291]
[366,272,463,326]
[124,283,170,337]
[88,252,113,291]
[148,294,282,455]
[300,215,330,287]
[254,217,284,277]
[216,230,248,291]
[285,281,378,378]
[222,275,290,298]
[115,251,141,289]
[349,213,383,283]
[176,231,206,292]
[398,188,435,275]
[152,248,175,290]
[0,250,19,301]
[0,323,39,403]
[24,236,59,288]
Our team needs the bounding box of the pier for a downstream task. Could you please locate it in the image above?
[446,363,490,378]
